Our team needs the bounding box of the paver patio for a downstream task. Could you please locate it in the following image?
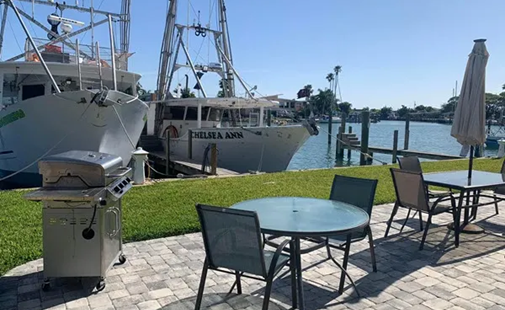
[2,196,505,310]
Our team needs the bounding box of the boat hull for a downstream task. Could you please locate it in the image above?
[0,90,148,187]
[486,136,501,149]
[164,125,311,173]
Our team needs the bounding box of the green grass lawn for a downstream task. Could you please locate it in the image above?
[0,158,502,275]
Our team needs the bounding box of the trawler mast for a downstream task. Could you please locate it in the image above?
[0,0,132,67]
[154,0,257,133]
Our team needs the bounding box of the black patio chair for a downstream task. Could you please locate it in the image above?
[397,155,453,199]
[195,204,291,310]
[325,175,379,274]
[387,168,457,250]
[390,156,454,235]
[491,159,505,215]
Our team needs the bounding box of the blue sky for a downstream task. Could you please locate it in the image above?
[3,0,505,109]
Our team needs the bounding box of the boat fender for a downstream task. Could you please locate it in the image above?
[165,125,179,138]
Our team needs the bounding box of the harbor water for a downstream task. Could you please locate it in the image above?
[288,121,500,170]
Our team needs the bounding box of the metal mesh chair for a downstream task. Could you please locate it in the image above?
[195,204,291,310]
[394,156,455,233]
[491,160,505,214]
[326,175,378,274]
[387,168,457,250]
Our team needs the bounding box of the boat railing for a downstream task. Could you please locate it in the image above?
[24,38,127,70]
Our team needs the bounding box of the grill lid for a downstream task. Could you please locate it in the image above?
[39,150,124,188]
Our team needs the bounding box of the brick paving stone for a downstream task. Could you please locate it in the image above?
[449,297,485,310]
[452,287,480,300]
[386,298,411,309]
[136,300,161,310]
[422,298,454,310]
[65,298,88,309]
[87,294,112,308]
[414,277,441,287]
[482,291,505,305]
[108,289,130,300]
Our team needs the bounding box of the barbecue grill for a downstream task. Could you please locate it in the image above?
[25,150,133,292]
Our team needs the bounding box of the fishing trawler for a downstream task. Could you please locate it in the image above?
[151,0,317,173]
[0,0,148,187]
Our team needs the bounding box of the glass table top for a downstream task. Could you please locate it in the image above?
[423,170,505,190]
[231,197,369,237]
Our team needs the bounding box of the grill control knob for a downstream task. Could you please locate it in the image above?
[99,198,107,206]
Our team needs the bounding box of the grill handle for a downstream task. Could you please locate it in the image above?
[106,167,132,179]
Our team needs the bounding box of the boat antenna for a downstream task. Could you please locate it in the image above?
[6,0,60,93]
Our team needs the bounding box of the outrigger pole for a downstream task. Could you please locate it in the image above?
[6,0,60,93]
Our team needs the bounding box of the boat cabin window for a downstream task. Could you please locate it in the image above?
[22,84,46,100]
[208,108,221,122]
[167,106,185,120]
[2,74,19,106]
[186,107,198,120]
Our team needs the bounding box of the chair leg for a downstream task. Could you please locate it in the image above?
[235,271,242,294]
[399,208,412,234]
[419,214,432,251]
[418,211,424,231]
[262,276,274,310]
[494,194,500,215]
[384,201,399,237]
[195,258,209,310]
[367,227,377,272]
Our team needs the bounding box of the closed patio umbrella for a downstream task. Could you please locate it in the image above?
[451,39,489,180]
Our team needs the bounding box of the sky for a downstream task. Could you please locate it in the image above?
[3,0,505,109]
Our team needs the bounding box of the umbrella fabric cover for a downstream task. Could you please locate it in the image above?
[451,39,489,146]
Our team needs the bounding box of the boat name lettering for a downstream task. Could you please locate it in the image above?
[0,110,26,128]
[192,131,244,139]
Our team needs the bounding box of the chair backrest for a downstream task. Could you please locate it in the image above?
[390,168,430,212]
[397,156,423,173]
[329,175,378,239]
[329,175,378,216]
[196,204,266,277]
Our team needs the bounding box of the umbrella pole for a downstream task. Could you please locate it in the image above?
[468,145,474,180]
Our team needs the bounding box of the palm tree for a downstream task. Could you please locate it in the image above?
[333,66,342,100]
[325,73,335,114]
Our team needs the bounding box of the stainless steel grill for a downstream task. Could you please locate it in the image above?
[25,150,133,292]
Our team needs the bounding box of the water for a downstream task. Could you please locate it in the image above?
[288,121,499,170]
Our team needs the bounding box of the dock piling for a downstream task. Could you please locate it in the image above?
[336,126,344,160]
[188,129,193,159]
[166,133,171,175]
[360,111,370,165]
[392,130,398,164]
[210,143,218,175]
[347,126,352,160]
[404,114,410,150]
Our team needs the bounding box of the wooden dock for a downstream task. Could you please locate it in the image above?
[139,135,240,177]
[149,151,240,176]
[339,132,461,162]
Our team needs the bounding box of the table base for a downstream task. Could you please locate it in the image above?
[447,222,485,234]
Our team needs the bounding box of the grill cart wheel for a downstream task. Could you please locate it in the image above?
[118,254,127,265]
[96,278,106,292]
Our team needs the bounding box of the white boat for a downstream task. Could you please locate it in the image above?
[0,0,148,187]
[156,98,314,173]
[316,115,342,124]
[150,0,317,173]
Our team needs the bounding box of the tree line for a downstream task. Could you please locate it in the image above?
[296,83,505,121]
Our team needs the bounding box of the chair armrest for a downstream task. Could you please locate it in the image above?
[267,239,290,278]
[432,191,455,209]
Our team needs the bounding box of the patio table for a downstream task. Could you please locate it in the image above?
[231,197,369,310]
[423,170,505,246]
